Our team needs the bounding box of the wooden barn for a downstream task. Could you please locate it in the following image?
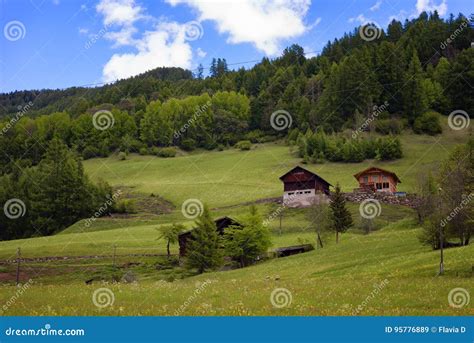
[279,166,332,207]
[354,167,401,193]
[178,216,242,257]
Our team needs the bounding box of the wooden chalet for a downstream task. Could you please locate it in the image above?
[354,167,401,193]
[178,216,242,257]
[279,166,332,207]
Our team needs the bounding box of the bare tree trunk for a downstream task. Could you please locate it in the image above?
[336,231,339,244]
[317,233,323,248]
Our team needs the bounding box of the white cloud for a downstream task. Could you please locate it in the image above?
[308,17,321,30]
[166,0,310,55]
[196,47,207,58]
[96,0,193,82]
[416,0,447,16]
[370,0,382,11]
[78,27,89,35]
[102,22,193,82]
[96,0,145,26]
[349,14,369,24]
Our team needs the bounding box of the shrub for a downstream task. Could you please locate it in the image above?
[156,147,176,158]
[413,111,443,135]
[114,199,137,214]
[180,138,196,151]
[244,130,264,143]
[235,140,252,151]
[139,147,148,155]
[375,118,403,135]
[376,136,403,160]
[118,152,127,160]
[82,146,100,160]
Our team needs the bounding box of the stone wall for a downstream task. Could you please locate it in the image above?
[343,191,420,208]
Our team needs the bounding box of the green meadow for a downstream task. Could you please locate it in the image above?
[0,123,472,316]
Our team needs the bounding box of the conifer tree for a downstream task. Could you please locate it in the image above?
[403,50,428,124]
[186,206,223,273]
[224,206,271,267]
[329,183,353,243]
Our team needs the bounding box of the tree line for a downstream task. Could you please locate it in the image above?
[1,12,472,136]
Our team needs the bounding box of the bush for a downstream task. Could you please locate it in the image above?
[244,130,264,143]
[235,140,252,151]
[375,118,403,135]
[376,136,403,160]
[82,146,100,160]
[118,151,127,160]
[180,138,196,151]
[413,111,443,135]
[156,147,176,158]
[139,147,148,155]
[114,199,137,214]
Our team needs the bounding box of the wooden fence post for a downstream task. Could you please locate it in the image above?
[16,247,21,286]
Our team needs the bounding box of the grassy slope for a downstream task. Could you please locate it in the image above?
[83,121,469,209]
[1,220,472,315]
[0,202,413,260]
[0,124,471,315]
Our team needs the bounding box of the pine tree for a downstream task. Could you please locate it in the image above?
[224,206,271,267]
[403,50,428,124]
[329,183,353,243]
[186,206,223,273]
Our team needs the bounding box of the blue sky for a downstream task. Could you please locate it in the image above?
[0,0,471,92]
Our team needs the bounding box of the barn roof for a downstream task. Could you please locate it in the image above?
[353,167,401,183]
[178,216,241,237]
[279,166,332,186]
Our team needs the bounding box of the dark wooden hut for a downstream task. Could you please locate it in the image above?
[178,216,242,257]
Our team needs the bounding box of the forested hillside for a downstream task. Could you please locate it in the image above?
[1,12,472,164]
[0,11,473,240]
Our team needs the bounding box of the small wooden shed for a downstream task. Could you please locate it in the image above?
[178,216,242,257]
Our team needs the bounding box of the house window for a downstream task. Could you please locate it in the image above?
[373,175,379,182]
[376,183,382,189]
[363,176,368,183]
[382,182,389,189]
[383,175,388,181]
[288,192,294,195]
[304,191,311,194]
